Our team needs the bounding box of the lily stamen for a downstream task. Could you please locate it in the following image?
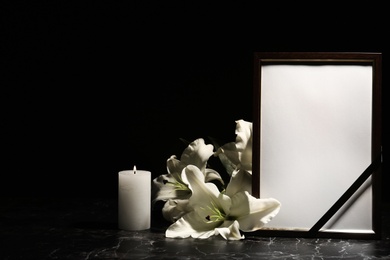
[163,180,189,191]
[201,201,226,223]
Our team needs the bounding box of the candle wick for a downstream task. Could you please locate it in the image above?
[133,165,137,174]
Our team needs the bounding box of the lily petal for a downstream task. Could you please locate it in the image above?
[234,119,253,169]
[180,138,214,172]
[166,155,183,180]
[162,199,191,222]
[181,165,229,212]
[214,120,253,173]
[217,192,232,218]
[225,168,252,197]
[215,142,240,169]
[165,210,220,239]
[214,220,245,240]
[204,168,225,185]
[229,191,281,232]
[167,139,224,185]
[152,174,191,202]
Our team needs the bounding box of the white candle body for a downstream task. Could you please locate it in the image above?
[118,170,151,231]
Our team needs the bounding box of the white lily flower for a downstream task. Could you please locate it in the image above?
[153,138,224,202]
[165,165,281,240]
[152,138,225,222]
[151,155,192,203]
[215,119,253,174]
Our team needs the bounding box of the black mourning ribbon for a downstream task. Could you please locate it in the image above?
[309,155,382,234]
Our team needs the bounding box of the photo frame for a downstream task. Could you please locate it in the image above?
[251,52,382,239]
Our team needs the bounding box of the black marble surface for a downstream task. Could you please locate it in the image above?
[1,197,389,260]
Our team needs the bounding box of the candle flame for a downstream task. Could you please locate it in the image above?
[133,165,137,174]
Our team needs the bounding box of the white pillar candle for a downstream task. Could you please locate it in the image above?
[118,166,151,231]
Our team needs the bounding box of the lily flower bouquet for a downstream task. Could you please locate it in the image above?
[152,119,281,240]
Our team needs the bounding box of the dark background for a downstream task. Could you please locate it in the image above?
[1,2,388,202]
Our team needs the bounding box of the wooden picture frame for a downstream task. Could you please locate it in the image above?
[252,52,382,239]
